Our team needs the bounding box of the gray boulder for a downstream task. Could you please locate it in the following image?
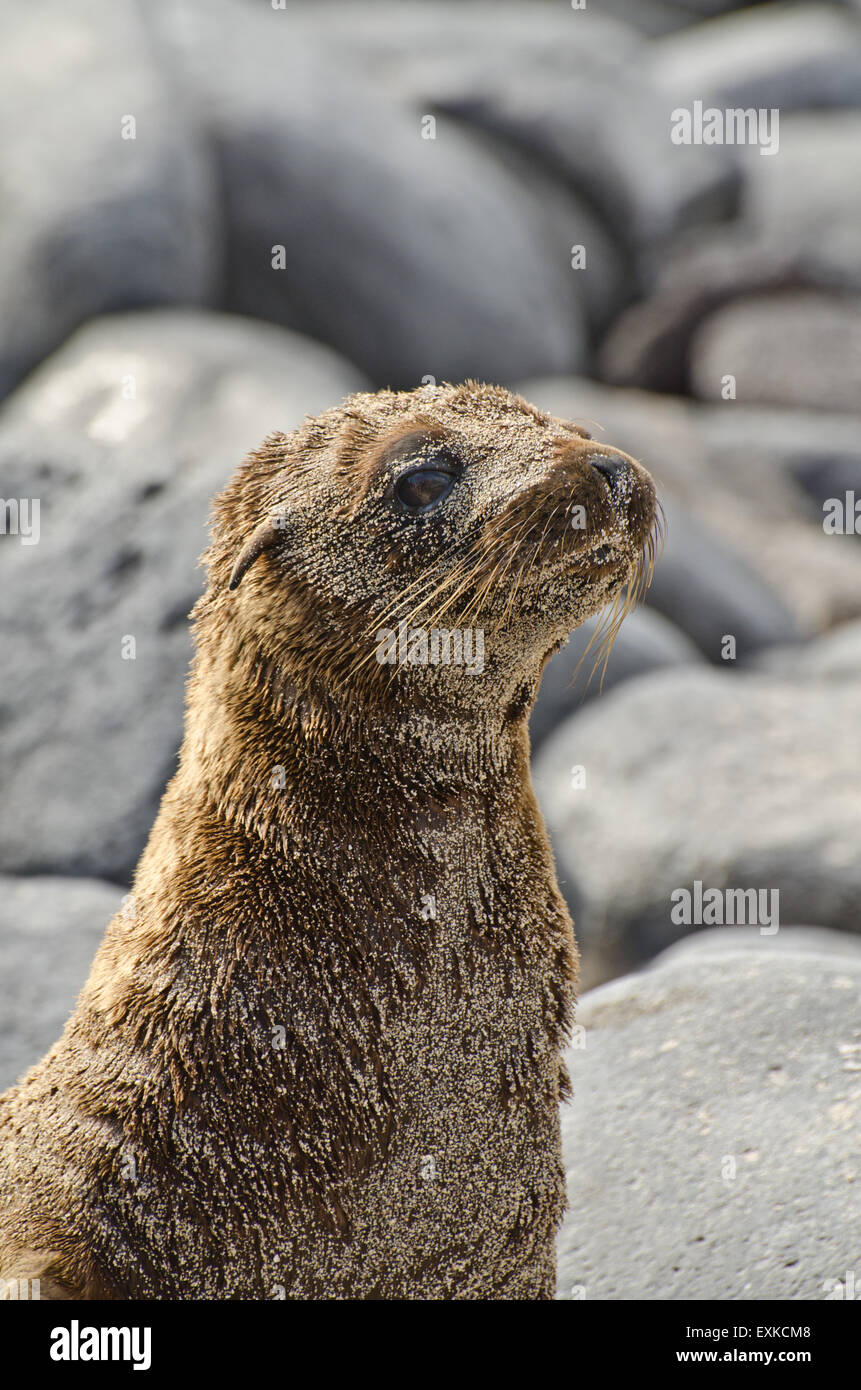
[651,4,861,112]
[0,309,368,884]
[666,0,770,12]
[654,924,861,966]
[742,113,861,269]
[638,498,801,659]
[0,0,219,402]
[533,666,861,977]
[530,605,703,751]
[0,876,122,1092]
[596,0,698,36]
[558,943,861,1298]
[397,14,736,257]
[680,401,861,632]
[600,112,861,392]
[690,292,861,414]
[152,0,586,386]
[755,621,861,683]
[599,235,822,393]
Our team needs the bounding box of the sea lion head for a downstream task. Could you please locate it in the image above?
[201,381,660,718]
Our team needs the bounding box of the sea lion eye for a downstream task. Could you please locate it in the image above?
[394,466,458,514]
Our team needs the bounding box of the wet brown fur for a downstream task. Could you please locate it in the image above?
[0,382,657,1300]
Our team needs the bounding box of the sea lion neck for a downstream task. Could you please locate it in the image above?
[181,634,530,829]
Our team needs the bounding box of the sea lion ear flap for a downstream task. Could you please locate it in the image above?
[228,514,287,591]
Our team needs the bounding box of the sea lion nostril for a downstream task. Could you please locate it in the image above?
[590,454,630,491]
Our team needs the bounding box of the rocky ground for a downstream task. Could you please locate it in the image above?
[558,929,861,1299]
[1,0,859,1299]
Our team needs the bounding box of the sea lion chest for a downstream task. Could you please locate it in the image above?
[141,803,568,1299]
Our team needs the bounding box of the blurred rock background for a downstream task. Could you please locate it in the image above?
[1,0,859,1299]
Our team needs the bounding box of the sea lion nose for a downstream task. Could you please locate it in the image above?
[590,453,631,500]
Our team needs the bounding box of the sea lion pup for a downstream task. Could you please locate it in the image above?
[0,382,657,1300]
